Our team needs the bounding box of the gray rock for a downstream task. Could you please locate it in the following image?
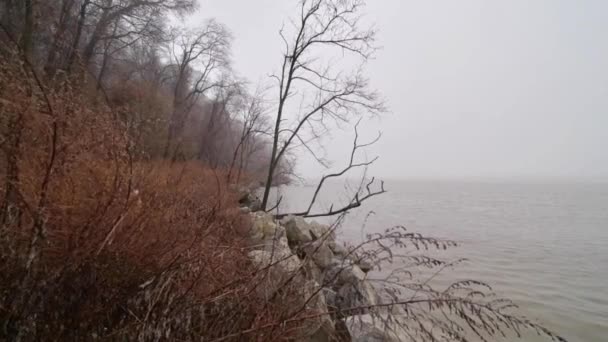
[324,259,365,287]
[322,287,338,310]
[248,212,311,299]
[304,258,324,284]
[328,240,348,257]
[303,240,335,269]
[249,198,262,212]
[239,192,262,211]
[282,215,314,244]
[344,252,375,273]
[308,220,333,241]
[249,212,285,248]
[248,249,301,299]
[345,314,401,342]
[295,281,335,342]
[336,280,379,316]
[238,191,254,205]
[339,264,366,285]
[324,260,383,315]
[248,248,300,273]
[296,280,335,342]
[247,202,356,342]
[356,259,374,273]
[299,325,335,342]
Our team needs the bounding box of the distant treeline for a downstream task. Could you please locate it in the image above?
[0,0,292,183]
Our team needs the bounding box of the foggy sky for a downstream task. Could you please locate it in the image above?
[196,0,608,181]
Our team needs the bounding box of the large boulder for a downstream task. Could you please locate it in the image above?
[336,280,379,316]
[344,314,401,342]
[248,212,299,283]
[304,258,324,284]
[248,249,301,299]
[323,259,379,316]
[295,281,336,342]
[326,243,375,273]
[282,215,314,244]
[249,212,286,249]
[323,259,365,287]
[308,220,334,241]
[248,213,310,300]
[328,240,349,257]
[354,258,374,273]
[322,287,338,310]
[282,216,337,245]
[337,264,366,285]
[248,198,262,212]
[239,192,261,211]
[303,240,335,269]
[238,191,251,204]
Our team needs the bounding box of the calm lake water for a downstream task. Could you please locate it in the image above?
[273,180,608,342]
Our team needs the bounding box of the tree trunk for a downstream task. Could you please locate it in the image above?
[22,0,33,61]
[45,0,74,77]
[1,114,24,226]
[67,0,90,72]
[96,19,118,90]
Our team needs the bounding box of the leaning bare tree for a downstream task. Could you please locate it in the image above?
[261,0,386,215]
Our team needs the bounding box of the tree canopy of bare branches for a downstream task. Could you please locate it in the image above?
[163,21,232,159]
[260,0,386,216]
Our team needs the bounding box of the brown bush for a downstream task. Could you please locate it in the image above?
[0,51,302,341]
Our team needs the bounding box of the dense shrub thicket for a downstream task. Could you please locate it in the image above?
[0,53,307,340]
[0,1,303,339]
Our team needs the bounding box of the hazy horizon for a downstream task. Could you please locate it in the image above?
[297,176,608,187]
[198,0,608,182]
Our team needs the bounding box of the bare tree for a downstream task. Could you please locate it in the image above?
[260,0,386,214]
[162,21,231,160]
[21,0,34,60]
[0,0,35,61]
[194,79,241,165]
[80,0,194,66]
[226,87,270,183]
[43,0,193,75]
[43,0,78,76]
[66,0,92,72]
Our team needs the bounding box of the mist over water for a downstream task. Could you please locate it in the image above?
[275,180,608,342]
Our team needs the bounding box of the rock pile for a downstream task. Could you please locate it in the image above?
[241,197,401,342]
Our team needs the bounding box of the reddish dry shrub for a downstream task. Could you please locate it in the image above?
[0,53,297,341]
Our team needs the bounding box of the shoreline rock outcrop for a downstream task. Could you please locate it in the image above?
[240,193,399,342]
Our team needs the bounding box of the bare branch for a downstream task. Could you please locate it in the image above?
[274,120,384,219]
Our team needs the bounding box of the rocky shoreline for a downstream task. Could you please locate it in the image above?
[239,192,401,342]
